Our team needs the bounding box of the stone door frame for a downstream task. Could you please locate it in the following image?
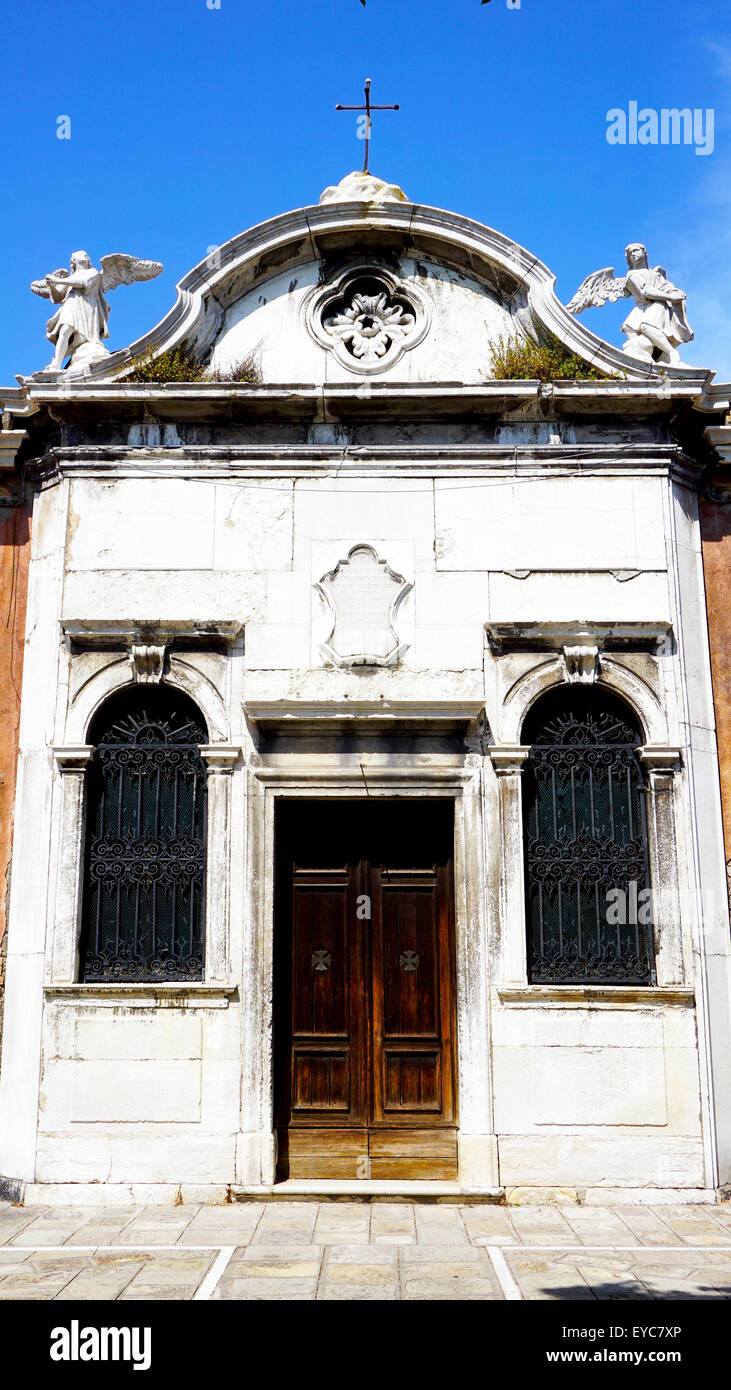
[238,758,497,1189]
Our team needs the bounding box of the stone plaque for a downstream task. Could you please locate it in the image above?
[315,544,412,668]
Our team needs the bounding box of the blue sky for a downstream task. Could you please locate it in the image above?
[2,0,729,383]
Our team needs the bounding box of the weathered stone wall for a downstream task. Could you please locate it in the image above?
[0,499,31,1065]
[0,450,715,1200]
[700,496,731,894]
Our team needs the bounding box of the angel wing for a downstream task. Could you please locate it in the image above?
[100,254,163,294]
[566,266,629,316]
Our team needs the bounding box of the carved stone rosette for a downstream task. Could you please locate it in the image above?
[305,265,429,374]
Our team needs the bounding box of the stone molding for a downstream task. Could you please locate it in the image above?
[63,619,243,646]
[487,621,673,654]
[241,759,492,1188]
[64,651,230,745]
[499,654,667,748]
[200,745,240,982]
[487,747,529,986]
[251,763,475,788]
[50,746,95,981]
[18,440,711,475]
[43,983,237,1009]
[497,985,695,1008]
[243,699,484,728]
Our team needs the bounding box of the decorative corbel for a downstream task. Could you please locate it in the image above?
[487,745,531,777]
[200,744,240,773]
[53,745,95,773]
[562,643,600,684]
[638,744,683,791]
[129,644,166,684]
[0,428,27,472]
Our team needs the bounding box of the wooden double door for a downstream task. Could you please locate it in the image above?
[274,799,457,1180]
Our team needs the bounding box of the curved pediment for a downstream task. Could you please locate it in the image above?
[41,179,710,388]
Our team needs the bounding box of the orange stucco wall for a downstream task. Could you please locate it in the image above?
[701,497,731,873]
[0,502,31,954]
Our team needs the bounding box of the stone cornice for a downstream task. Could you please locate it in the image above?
[6,381,712,417]
[244,699,484,731]
[486,621,673,654]
[36,441,694,461]
[62,619,243,646]
[26,443,702,490]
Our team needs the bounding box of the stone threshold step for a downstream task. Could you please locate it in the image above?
[232,1180,506,1203]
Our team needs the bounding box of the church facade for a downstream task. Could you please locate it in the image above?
[1,173,730,1203]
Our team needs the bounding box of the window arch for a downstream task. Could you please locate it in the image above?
[521,685,653,984]
[79,685,208,981]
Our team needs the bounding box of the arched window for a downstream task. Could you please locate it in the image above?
[522,687,653,984]
[79,685,208,981]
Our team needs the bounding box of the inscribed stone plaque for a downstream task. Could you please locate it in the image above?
[315,544,412,667]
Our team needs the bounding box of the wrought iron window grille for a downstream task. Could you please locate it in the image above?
[522,693,654,985]
[79,690,208,982]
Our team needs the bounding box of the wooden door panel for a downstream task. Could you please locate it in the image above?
[372,866,455,1127]
[369,1157,457,1180]
[381,879,439,1038]
[368,1128,458,1181]
[280,1127,368,1179]
[384,1051,442,1111]
[289,868,365,1125]
[368,1129,457,1158]
[292,877,349,1037]
[276,801,456,1179]
[292,1050,349,1111]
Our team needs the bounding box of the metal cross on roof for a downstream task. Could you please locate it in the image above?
[335,78,399,174]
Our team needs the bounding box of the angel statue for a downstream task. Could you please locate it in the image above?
[566,243,693,366]
[31,251,163,372]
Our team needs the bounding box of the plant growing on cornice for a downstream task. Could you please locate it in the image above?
[487,334,619,383]
[123,346,207,383]
[205,348,262,385]
[122,345,262,385]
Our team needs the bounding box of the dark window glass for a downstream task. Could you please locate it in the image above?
[79,686,208,981]
[522,688,653,984]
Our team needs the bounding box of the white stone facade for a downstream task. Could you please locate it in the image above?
[1,184,730,1203]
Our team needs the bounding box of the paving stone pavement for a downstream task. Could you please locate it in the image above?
[0,1200,729,1300]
